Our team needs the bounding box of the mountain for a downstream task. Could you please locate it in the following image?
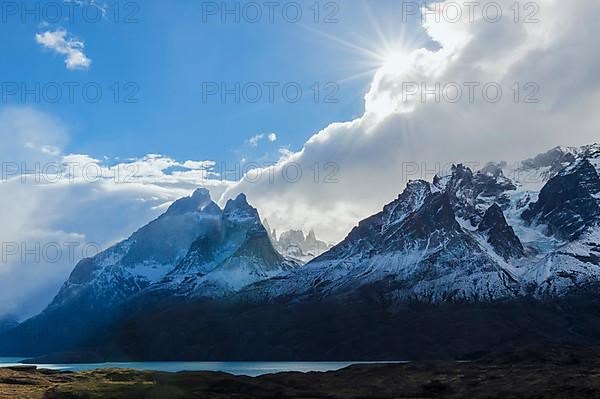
[2,190,294,356]
[0,314,19,330]
[47,188,219,313]
[256,144,600,303]
[521,159,600,240]
[266,226,333,263]
[257,171,522,303]
[4,143,600,361]
[149,194,296,298]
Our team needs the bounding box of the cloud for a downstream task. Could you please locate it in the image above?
[35,29,92,70]
[248,134,264,147]
[247,132,277,147]
[221,0,600,243]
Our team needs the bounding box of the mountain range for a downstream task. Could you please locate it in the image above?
[263,221,333,263]
[3,143,600,361]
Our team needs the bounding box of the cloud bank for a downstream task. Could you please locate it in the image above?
[222,0,600,242]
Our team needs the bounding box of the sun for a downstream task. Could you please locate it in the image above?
[380,48,413,76]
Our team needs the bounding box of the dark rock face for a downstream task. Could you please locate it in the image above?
[478,204,525,260]
[440,164,517,226]
[317,180,432,261]
[522,160,600,240]
[228,231,285,270]
[409,192,459,234]
[168,193,273,276]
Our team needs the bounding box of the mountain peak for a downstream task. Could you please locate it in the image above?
[521,146,577,175]
[225,193,250,210]
[223,193,261,225]
[193,187,211,198]
[452,163,474,178]
[166,188,215,215]
[479,203,503,224]
[522,157,600,240]
[405,179,430,193]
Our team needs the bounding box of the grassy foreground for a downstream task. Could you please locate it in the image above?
[2,347,600,398]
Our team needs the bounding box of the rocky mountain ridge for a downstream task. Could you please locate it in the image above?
[239,144,600,305]
[263,221,333,263]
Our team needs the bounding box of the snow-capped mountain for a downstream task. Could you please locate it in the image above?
[148,194,296,298]
[46,188,222,313]
[252,144,600,304]
[264,223,333,263]
[9,189,295,354]
[258,176,522,303]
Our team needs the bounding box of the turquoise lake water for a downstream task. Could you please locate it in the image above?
[0,358,405,377]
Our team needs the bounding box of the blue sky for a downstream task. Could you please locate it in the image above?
[0,0,424,165]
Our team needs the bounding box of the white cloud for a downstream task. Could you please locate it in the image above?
[248,132,277,147]
[35,29,92,70]
[248,134,264,147]
[221,0,600,243]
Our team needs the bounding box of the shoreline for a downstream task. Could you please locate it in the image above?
[1,346,599,398]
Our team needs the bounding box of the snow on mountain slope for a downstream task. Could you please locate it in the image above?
[512,154,600,296]
[506,144,600,191]
[46,188,222,311]
[42,189,298,318]
[144,193,297,298]
[257,180,521,303]
[250,143,600,304]
[522,159,600,240]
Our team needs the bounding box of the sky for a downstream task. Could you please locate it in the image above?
[1,0,600,319]
[0,0,425,162]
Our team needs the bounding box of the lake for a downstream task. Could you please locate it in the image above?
[0,358,405,377]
